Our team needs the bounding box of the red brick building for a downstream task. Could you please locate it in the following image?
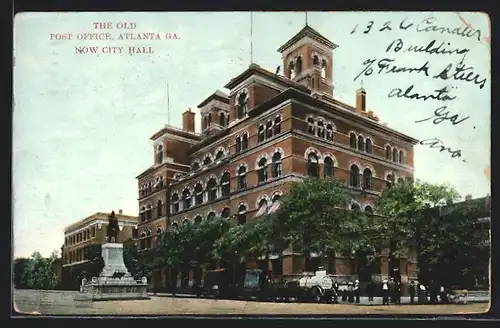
[135,25,419,288]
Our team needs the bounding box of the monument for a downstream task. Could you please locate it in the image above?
[76,211,150,301]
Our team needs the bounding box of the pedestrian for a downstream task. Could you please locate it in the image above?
[409,281,416,304]
[418,282,427,304]
[388,277,396,303]
[382,279,390,305]
[429,280,438,303]
[439,285,449,303]
[341,281,347,302]
[347,281,354,303]
[366,280,375,302]
[354,280,361,303]
[333,281,339,303]
[395,280,402,304]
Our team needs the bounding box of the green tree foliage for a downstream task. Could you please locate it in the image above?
[13,251,59,290]
[375,178,487,285]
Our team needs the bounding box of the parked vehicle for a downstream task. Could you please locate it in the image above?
[297,269,336,303]
[201,268,232,299]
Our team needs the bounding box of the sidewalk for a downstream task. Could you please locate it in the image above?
[148,293,490,304]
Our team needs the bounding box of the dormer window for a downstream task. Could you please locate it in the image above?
[313,55,320,66]
[156,144,163,164]
[296,56,303,75]
[203,116,208,130]
[207,113,212,125]
[237,92,248,119]
[219,112,226,126]
[321,59,327,78]
[289,61,295,79]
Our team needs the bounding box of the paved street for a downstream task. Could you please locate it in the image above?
[13,289,489,316]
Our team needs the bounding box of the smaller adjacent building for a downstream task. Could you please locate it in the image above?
[60,210,138,289]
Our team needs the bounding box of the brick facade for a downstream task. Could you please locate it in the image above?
[135,25,419,287]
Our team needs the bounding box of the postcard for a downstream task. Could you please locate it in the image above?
[12,11,491,316]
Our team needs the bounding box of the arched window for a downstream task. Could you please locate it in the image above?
[157,199,163,217]
[393,148,398,162]
[397,177,404,184]
[307,153,319,178]
[192,162,200,171]
[365,138,373,154]
[140,206,146,221]
[307,117,315,134]
[386,174,394,188]
[289,61,295,79]
[238,204,247,225]
[157,144,163,164]
[313,55,320,66]
[146,204,152,220]
[156,228,163,243]
[203,116,208,130]
[349,133,357,148]
[182,189,191,209]
[258,125,265,142]
[140,232,146,250]
[363,168,372,190]
[350,165,360,187]
[235,136,242,153]
[194,183,204,205]
[296,56,303,74]
[258,157,268,183]
[365,206,374,215]
[171,193,179,213]
[324,157,334,178]
[171,222,178,230]
[242,133,248,150]
[357,136,365,151]
[219,112,226,126]
[385,146,391,160]
[203,156,212,166]
[317,120,325,138]
[274,116,281,135]
[146,231,152,249]
[351,203,361,211]
[255,198,269,217]
[266,121,273,138]
[237,166,247,190]
[182,219,189,226]
[206,178,217,202]
[399,150,405,164]
[207,113,212,125]
[221,172,230,197]
[221,207,230,219]
[194,215,202,224]
[326,124,333,141]
[205,212,214,221]
[321,59,327,78]
[272,152,282,178]
[272,194,281,203]
[237,92,248,118]
[215,150,224,160]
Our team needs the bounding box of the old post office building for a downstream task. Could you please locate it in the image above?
[134,25,419,287]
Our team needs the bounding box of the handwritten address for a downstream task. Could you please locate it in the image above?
[351,15,488,163]
[49,21,180,56]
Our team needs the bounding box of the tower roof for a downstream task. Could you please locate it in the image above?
[277,25,338,53]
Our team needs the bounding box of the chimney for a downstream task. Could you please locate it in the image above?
[465,194,473,201]
[119,209,123,214]
[182,108,196,132]
[356,88,366,113]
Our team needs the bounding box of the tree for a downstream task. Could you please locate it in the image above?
[13,257,34,289]
[374,178,481,285]
[271,177,366,271]
[16,251,59,290]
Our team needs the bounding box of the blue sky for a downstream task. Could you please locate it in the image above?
[13,12,490,258]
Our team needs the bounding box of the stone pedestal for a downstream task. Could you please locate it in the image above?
[76,243,150,301]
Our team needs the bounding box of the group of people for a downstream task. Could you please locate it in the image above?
[331,278,450,305]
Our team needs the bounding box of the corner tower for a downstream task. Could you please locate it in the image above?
[277,24,338,97]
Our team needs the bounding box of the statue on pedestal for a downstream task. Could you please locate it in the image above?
[107,211,120,243]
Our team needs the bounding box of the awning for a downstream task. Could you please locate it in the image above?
[267,201,281,214]
[254,205,268,218]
